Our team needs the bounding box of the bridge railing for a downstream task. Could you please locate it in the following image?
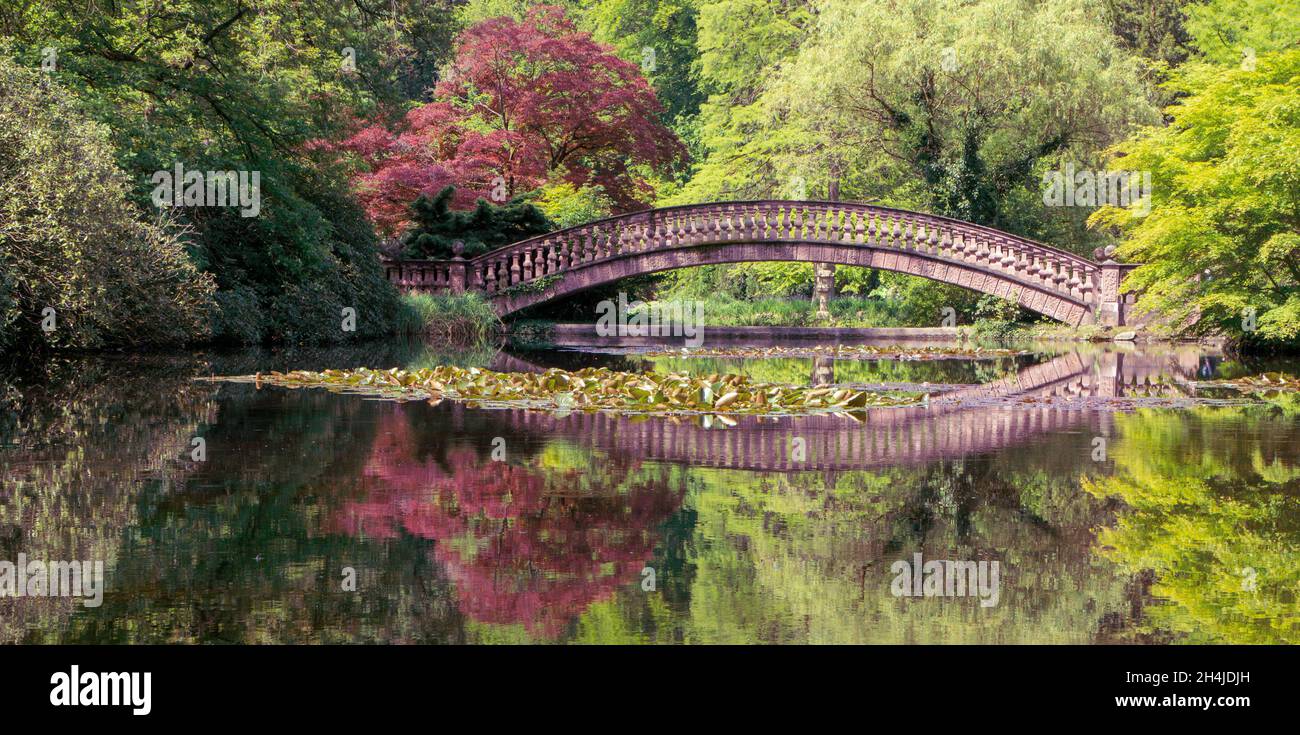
[383,200,1119,309]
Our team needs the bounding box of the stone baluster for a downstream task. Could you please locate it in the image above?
[1052,260,1069,286]
[1015,251,1031,277]
[1001,243,1018,269]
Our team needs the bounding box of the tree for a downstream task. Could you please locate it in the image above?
[759,0,1157,234]
[332,6,686,237]
[1183,0,1300,66]
[1102,0,1197,70]
[458,0,706,128]
[400,186,554,259]
[1091,48,1300,345]
[0,56,215,351]
[662,0,1155,318]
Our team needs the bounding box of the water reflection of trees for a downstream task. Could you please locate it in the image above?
[0,357,215,643]
[6,344,1297,644]
[1085,407,1300,644]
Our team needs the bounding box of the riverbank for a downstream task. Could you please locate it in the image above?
[506,321,1211,347]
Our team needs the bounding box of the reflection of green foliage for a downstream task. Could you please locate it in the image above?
[0,357,216,642]
[641,462,1126,643]
[1084,407,1300,643]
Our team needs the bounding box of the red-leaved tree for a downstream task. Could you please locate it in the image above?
[329,6,685,236]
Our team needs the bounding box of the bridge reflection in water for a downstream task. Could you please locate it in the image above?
[474,347,1204,472]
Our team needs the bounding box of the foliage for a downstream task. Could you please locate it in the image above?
[400,186,554,259]
[328,6,686,236]
[459,0,706,128]
[1090,48,1300,346]
[3,1,417,345]
[663,0,1155,309]
[1102,0,1197,69]
[758,0,1157,232]
[971,294,1033,341]
[0,57,215,351]
[227,365,924,417]
[1183,0,1300,66]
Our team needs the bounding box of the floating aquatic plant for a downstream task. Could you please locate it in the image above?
[210,365,923,418]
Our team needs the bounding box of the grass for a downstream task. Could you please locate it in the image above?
[397,292,501,345]
[667,296,913,328]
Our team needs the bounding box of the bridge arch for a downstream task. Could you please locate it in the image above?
[383,200,1138,325]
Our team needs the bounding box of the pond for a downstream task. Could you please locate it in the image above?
[1,339,1297,644]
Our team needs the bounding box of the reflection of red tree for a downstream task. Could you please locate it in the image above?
[332,409,682,637]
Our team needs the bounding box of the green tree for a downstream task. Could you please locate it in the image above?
[1183,0,1300,66]
[1084,407,1300,643]
[1091,48,1300,345]
[400,186,554,259]
[1103,0,1197,69]
[759,0,1156,233]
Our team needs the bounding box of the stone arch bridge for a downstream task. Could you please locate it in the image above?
[383,200,1141,326]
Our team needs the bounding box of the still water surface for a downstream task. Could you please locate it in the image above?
[2,339,1297,643]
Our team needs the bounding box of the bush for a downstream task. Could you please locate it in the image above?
[0,56,217,351]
